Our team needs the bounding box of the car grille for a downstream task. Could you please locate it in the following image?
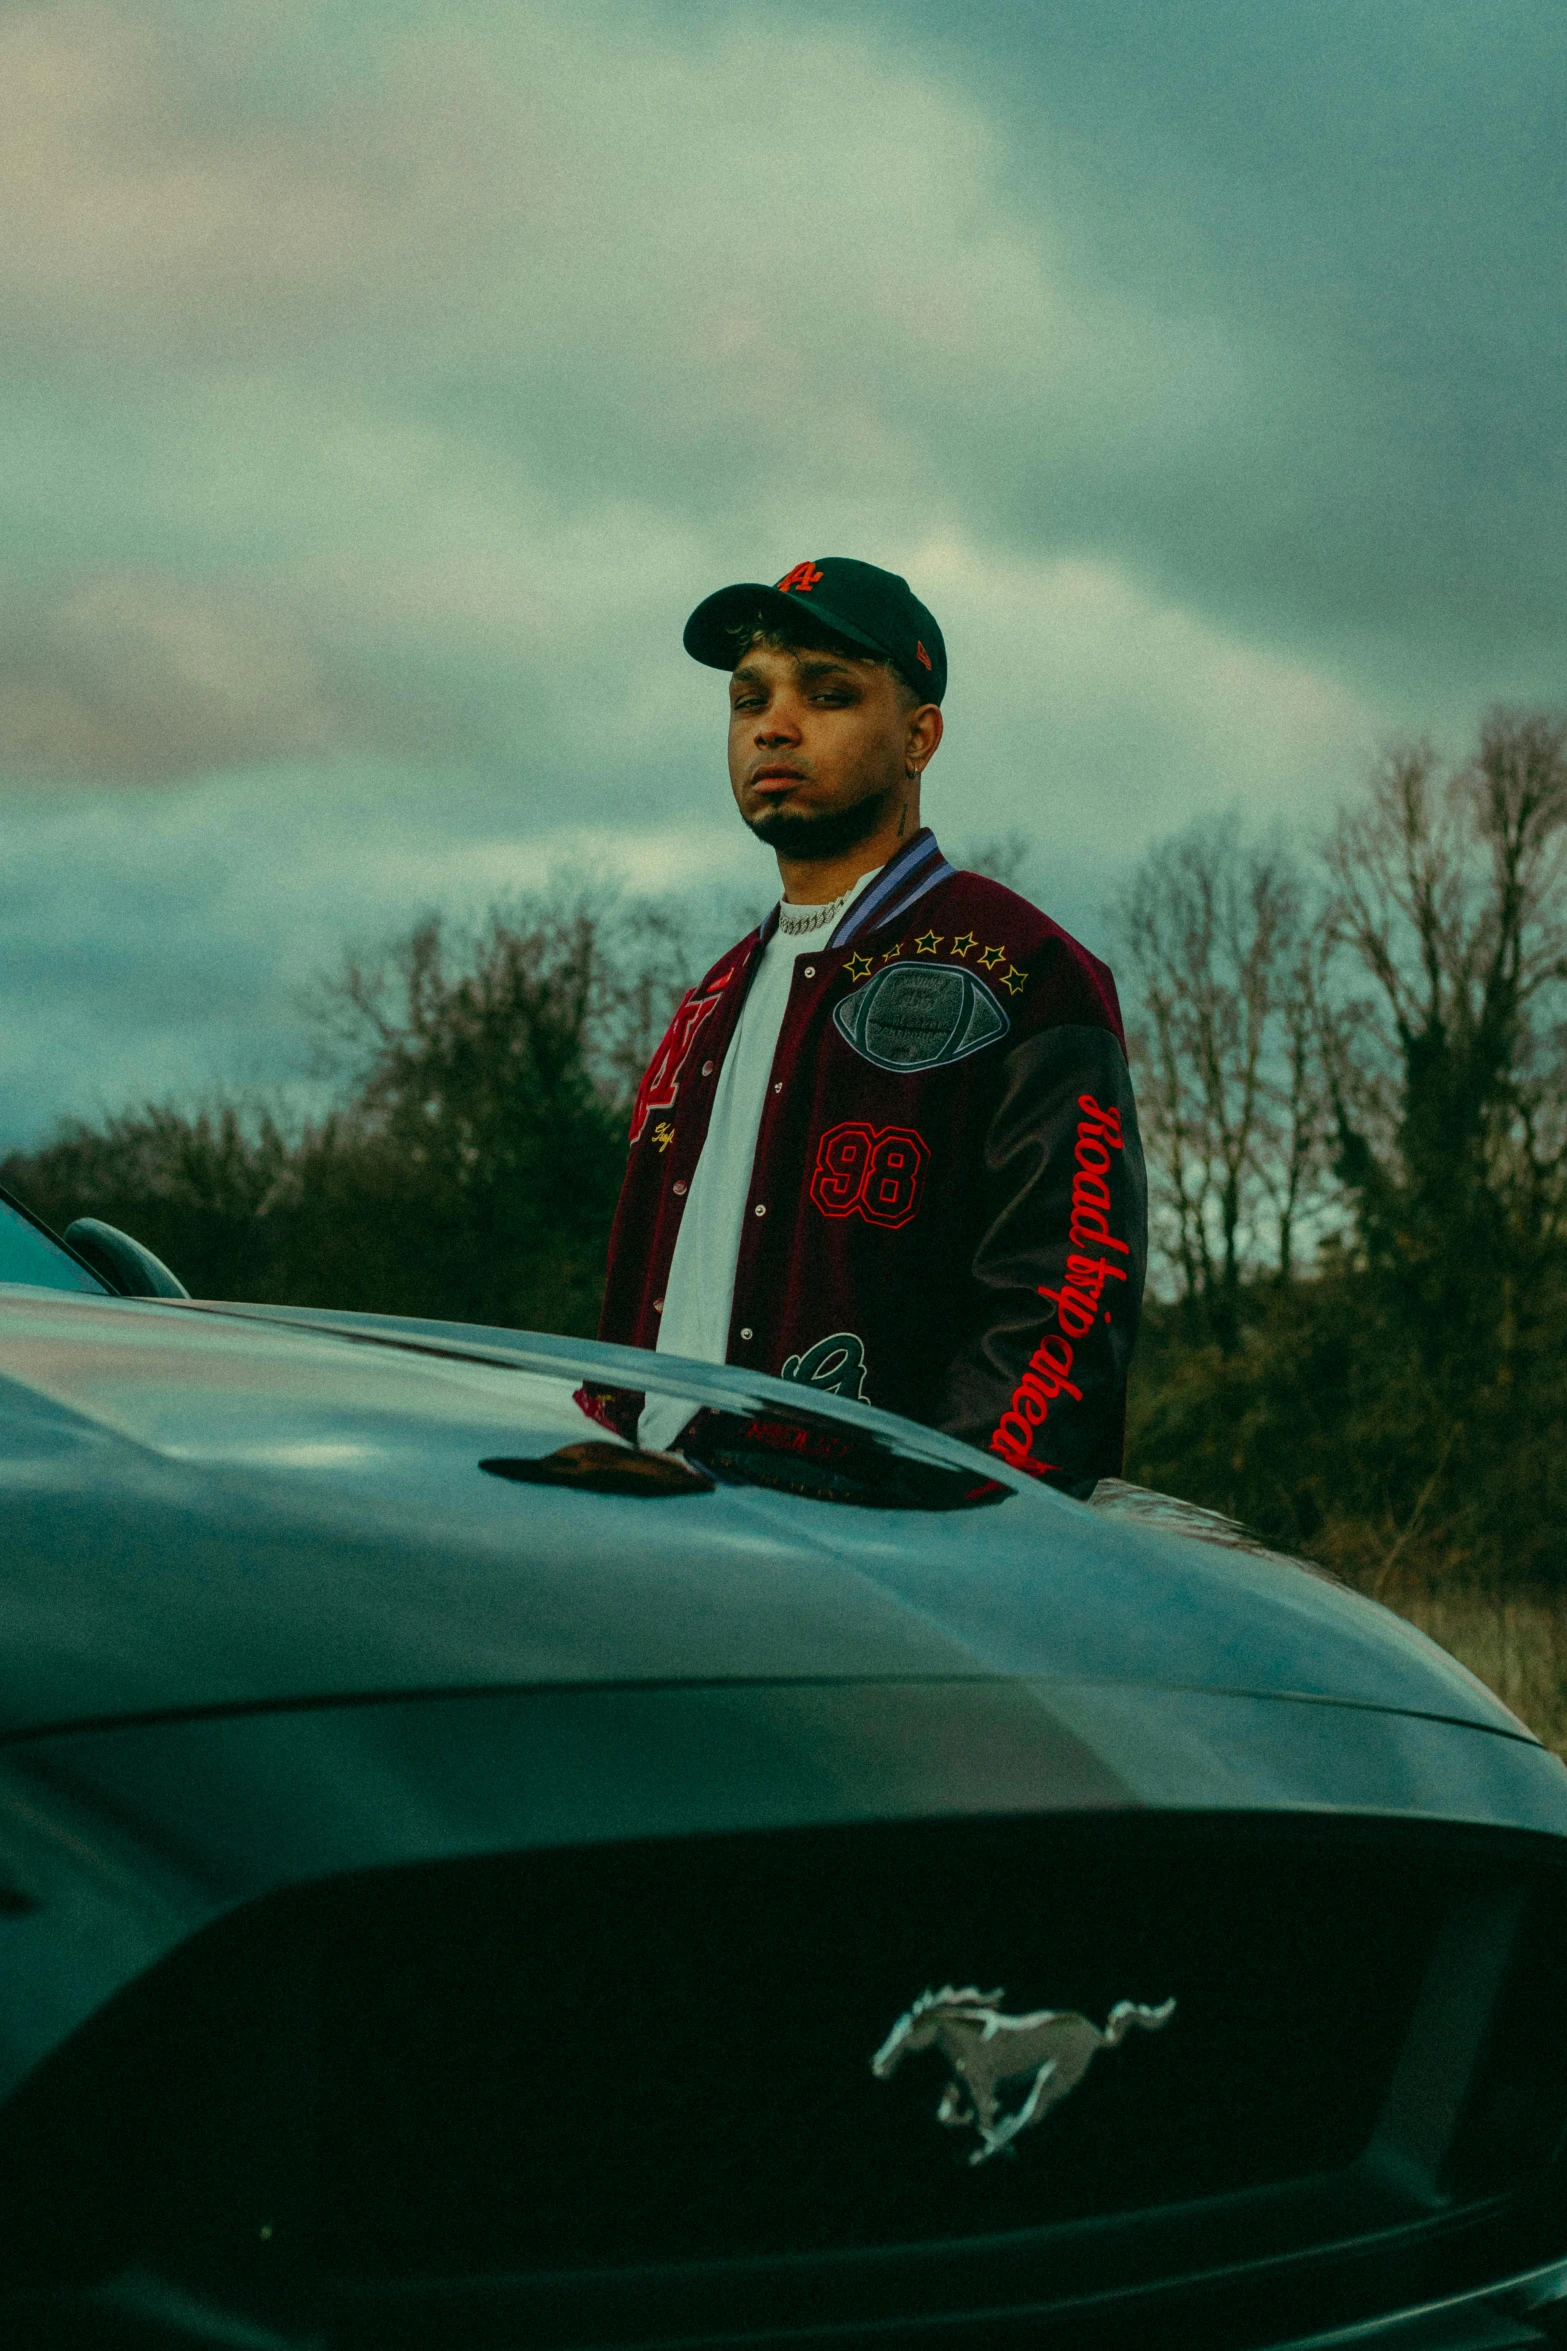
[316,1817,1441,2269]
[5,1812,1567,2346]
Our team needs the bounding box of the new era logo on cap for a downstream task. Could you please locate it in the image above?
[683,556,948,704]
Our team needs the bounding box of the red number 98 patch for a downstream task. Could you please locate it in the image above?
[809,1121,929,1230]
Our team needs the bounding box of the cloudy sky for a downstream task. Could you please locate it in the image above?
[2,0,1563,1145]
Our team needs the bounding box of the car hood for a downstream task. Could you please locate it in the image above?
[0,1284,1533,1745]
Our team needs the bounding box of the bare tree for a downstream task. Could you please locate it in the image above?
[958,830,1034,890]
[1112,820,1327,1344]
[1269,923,1334,1281]
[1323,712,1567,1289]
[314,888,705,1121]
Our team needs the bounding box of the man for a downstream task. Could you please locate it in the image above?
[596,556,1146,1493]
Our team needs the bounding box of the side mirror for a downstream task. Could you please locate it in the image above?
[64,1219,190,1300]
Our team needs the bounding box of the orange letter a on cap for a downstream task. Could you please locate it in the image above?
[776,561,823,594]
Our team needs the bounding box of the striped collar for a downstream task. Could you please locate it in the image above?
[828,827,955,948]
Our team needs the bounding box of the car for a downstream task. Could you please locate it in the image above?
[2,1177,1567,2351]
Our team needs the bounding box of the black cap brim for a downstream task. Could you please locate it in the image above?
[683,582,910,677]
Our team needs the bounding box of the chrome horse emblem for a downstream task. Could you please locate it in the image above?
[871,1985,1175,2166]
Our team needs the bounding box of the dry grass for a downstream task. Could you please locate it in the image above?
[1375,1575,1567,1759]
[1291,1509,1567,1760]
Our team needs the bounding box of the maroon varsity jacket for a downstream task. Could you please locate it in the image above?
[596,828,1147,1492]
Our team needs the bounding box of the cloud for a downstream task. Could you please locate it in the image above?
[0,0,465,356]
[0,3,1245,429]
[0,752,766,1148]
[0,0,1556,1141]
[0,572,354,780]
[0,0,1293,789]
[911,535,1377,849]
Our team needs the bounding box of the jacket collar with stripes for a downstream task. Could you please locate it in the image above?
[754,826,956,955]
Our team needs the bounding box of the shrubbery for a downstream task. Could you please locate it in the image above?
[1,897,697,1340]
[1118,708,1567,1586]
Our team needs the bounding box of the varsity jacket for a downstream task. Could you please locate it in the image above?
[596,828,1147,1492]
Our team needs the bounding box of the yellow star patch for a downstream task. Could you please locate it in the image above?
[881,942,903,962]
[843,952,873,982]
[951,931,977,957]
[914,929,943,956]
[998,964,1028,996]
[978,942,1006,970]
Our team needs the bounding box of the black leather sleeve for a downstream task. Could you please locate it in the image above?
[934,1023,1147,1495]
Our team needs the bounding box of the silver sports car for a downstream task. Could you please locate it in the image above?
[2,1183,1567,2350]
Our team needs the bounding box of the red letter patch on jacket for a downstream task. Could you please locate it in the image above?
[988,1094,1127,1478]
[810,1121,929,1230]
[629,973,731,1145]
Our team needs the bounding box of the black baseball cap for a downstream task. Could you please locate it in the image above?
[683,557,947,704]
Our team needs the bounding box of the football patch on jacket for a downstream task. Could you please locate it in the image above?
[833,960,1008,1073]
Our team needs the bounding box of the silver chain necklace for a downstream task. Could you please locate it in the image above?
[776,889,849,937]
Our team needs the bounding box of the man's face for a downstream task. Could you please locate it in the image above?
[728,641,918,858]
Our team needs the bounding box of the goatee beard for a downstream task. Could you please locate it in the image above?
[744,786,892,863]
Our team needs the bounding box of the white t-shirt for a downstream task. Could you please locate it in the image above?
[638,869,881,1450]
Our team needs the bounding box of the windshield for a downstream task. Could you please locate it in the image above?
[0,1195,106,1295]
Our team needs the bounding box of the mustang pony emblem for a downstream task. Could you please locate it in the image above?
[871,1985,1175,2166]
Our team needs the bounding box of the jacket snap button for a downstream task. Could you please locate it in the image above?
[803,965,815,978]
[754,1202,766,1217]
[740,1326,753,1341]
[702,1060,714,1076]
[672,1179,687,1195]
[773,1081,782,1093]
[653,1297,664,1313]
